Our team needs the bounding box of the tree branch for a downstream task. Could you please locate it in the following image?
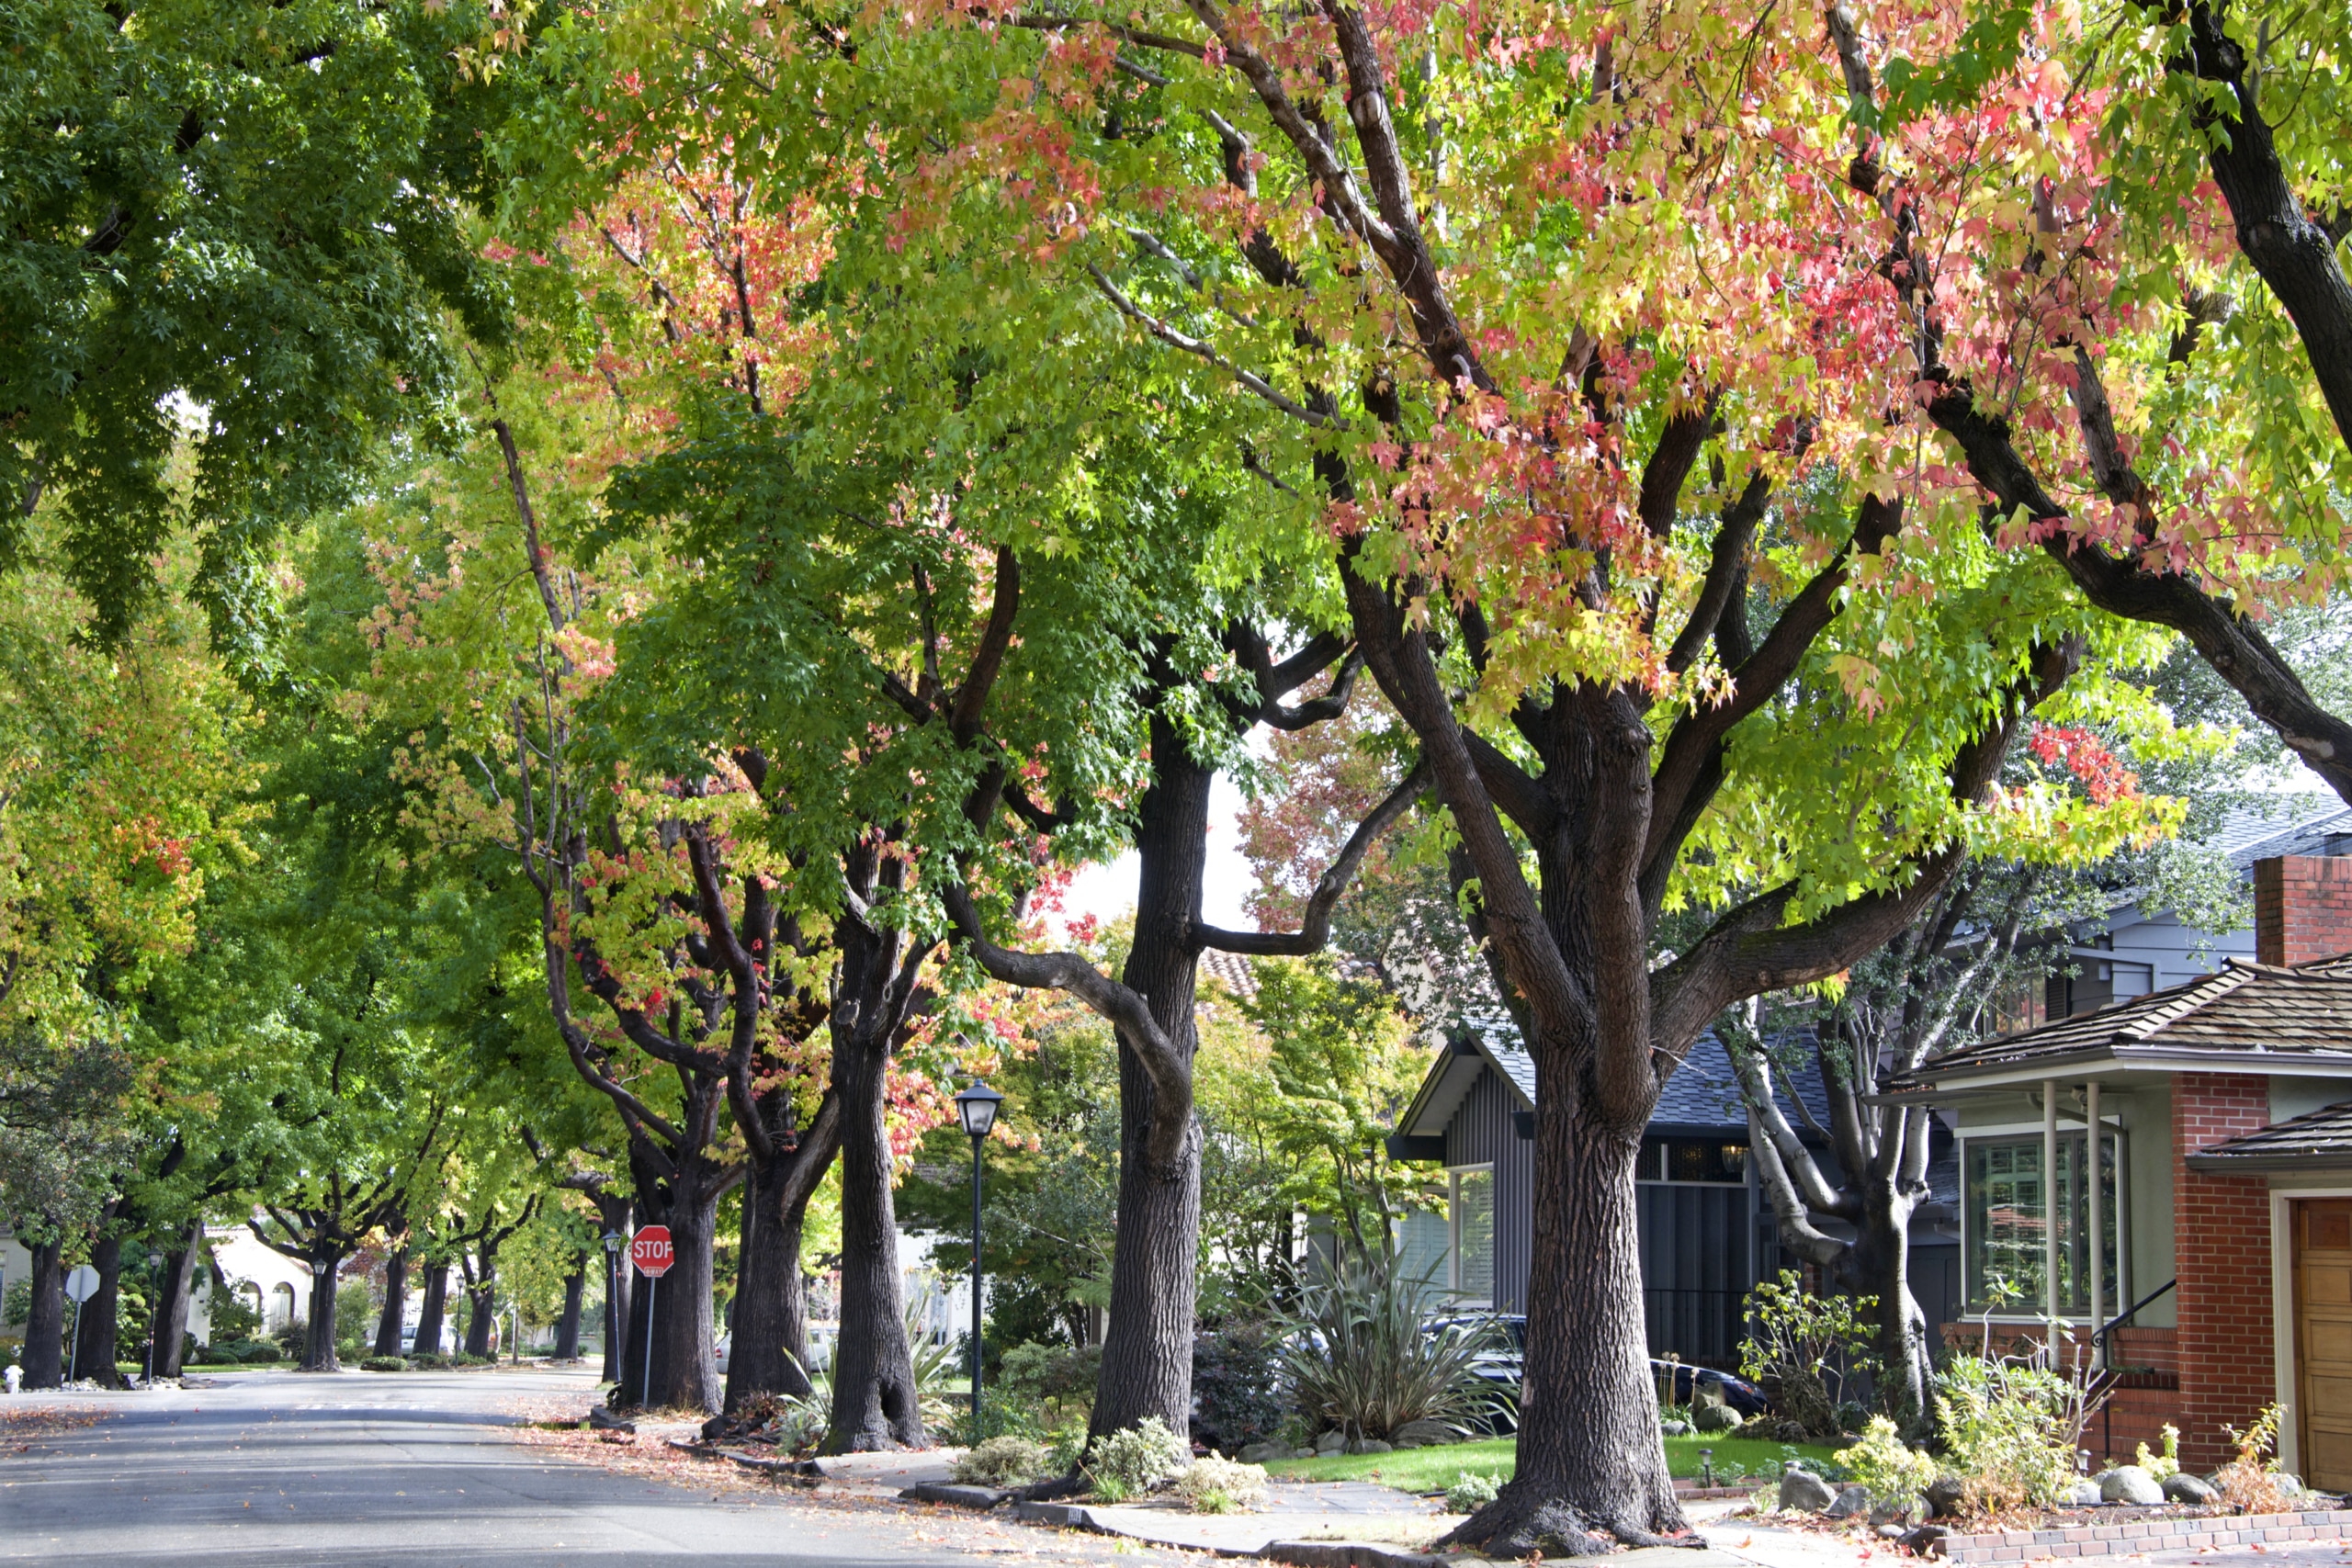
[1197,756,1429,954]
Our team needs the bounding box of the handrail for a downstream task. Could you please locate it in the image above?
[2092,1279,2176,1348]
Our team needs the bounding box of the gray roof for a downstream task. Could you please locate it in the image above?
[2187,1099,2352,1171]
[2216,799,2352,866]
[1405,1015,1829,1137]
[1894,955,2352,1088]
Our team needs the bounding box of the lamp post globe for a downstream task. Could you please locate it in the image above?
[953,1080,1004,1427]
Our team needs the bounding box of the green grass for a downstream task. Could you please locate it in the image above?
[1261,1433,1839,1495]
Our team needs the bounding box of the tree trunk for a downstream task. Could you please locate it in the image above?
[302,1258,345,1371]
[153,1222,203,1378]
[413,1261,449,1358]
[617,1143,726,1413]
[464,1286,496,1358]
[1089,728,1209,1442]
[1849,1179,1931,1436]
[597,1193,632,1386]
[374,1246,409,1358]
[68,1231,126,1387]
[727,1150,820,1409]
[555,1259,585,1360]
[21,1236,65,1390]
[1446,1066,1684,1554]
[825,1021,922,1450]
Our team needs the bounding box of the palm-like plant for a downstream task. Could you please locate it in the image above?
[1276,1263,1509,1442]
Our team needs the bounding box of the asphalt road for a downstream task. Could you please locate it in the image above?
[0,1367,1159,1568]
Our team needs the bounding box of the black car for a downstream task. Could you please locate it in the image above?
[1654,1359,1770,1416]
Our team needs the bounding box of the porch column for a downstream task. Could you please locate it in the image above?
[2086,1080,2103,1371]
[2044,1080,2061,1337]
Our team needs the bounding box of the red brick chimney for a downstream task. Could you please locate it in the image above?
[2253,854,2352,965]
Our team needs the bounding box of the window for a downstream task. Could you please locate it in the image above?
[1450,1167,1495,1304]
[1395,1208,1451,1293]
[1964,1131,2120,1314]
[1637,1138,1749,1183]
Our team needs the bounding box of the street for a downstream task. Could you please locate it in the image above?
[0,1368,1170,1567]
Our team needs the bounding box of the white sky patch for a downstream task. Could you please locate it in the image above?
[1054,771,1257,938]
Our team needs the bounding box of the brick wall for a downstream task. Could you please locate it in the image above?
[2255,855,2352,965]
[2175,1073,2278,1472]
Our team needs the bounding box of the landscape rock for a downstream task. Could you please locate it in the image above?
[1870,1499,1917,1527]
[1924,1475,1967,1518]
[1692,1403,1743,1434]
[587,1407,636,1435]
[2099,1466,2165,1506]
[2277,1472,2308,1497]
[1778,1467,1838,1513]
[1658,1420,1690,1437]
[1393,1419,1456,1447]
[1315,1431,1347,1456]
[1875,1524,1908,1540]
[2160,1472,2218,1504]
[1239,1442,1286,1464]
[2065,1480,2105,1506]
[1825,1483,1871,1519]
[1900,1523,1950,1559]
[1348,1438,1394,1455]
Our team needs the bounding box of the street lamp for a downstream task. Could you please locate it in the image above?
[954,1080,1004,1429]
[600,1231,625,1392]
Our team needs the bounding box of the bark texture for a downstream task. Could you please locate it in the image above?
[555,1261,585,1361]
[413,1261,450,1358]
[826,999,922,1449]
[374,1246,409,1359]
[68,1229,126,1386]
[152,1222,203,1378]
[21,1236,64,1389]
[616,1135,728,1413]
[302,1258,345,1371]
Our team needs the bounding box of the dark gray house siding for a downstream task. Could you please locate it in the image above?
[1441,1065,1534,1312]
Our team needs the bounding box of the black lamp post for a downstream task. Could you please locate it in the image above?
[954,1080,1004,1429]
[601,1231,625,1391]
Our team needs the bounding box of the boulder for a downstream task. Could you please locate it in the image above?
[1315,1431,1347,1456]
[1393,1419,1456,1447]
[1238,1441,1284,1464]
[1924,1474,1967,1518]
[2276,1472,2308,1497]
[2065,1480,2105,1506]
[1691,1380,1729,1411]
[2162,1472,2220,1505]
[588,1406,637,1435]
[1348,1438,1394,1455]
[1900,1523,1951,1558]
[1693,1402,1744,1433]
[2099,1466,2165,1506]
[1825,1484,1871,1520]
[1875,1524,1908,1540]
[1778,1467,1839,1513]
[1659,1420,1691,1437]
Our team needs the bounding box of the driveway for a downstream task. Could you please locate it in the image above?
[0,1367,1185,1567]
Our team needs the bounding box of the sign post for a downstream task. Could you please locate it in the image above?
[629,1226,673,1411]
[63,1266,100,1381]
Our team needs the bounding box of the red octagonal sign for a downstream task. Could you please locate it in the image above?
[630,1225,674,1278]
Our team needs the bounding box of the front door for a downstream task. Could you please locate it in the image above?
[2295,1199,2352,1490]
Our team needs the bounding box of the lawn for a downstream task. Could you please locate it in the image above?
[1261,1433,1840,1495]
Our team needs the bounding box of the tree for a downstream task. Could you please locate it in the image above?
[0,1025,138,1388]
[0,0,531,645]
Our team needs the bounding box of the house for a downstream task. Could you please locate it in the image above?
[1383,1019,1960,1366]
[1887,853,2352,1483]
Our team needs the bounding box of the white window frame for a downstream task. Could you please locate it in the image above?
[1957,1117,2129,1322]
[1447,1163,1496,1306]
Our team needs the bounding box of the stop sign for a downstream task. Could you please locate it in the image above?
[630,1225,674,1278]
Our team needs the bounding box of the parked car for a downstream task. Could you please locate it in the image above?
[1417,1314,1769,1427]
[1653,1359,1769,1416]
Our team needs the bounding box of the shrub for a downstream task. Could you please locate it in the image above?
[1837,1416,1939,1510]
[2215,1404,2293,1511]
[939,1397,1053,1448]
[1740,1271,1877,1437]
[408,1352,450,1369]
[1931,1355,2091,1513]
[955,1437,1054,1489]
[2134,1424,2181,1482]
[359,1356,407,1372]
[1192,1329,1285,1454]
[1276,1266,1505,1441]
[274,1323,308,1358]
[1171,1455,1268,1514]
[1445,1471,1502,1513]
[1084,1416,1191,1497]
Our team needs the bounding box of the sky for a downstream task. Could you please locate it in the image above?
[1055,773,1258,935]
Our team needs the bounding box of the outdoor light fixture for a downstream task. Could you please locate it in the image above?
[601,1231,625,1388]
[954,1080,1005,1427]
[956,1079,1003,1140]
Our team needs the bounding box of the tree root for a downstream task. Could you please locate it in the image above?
[1012,1471,1091,1503]
[1438,1487,1705,1556]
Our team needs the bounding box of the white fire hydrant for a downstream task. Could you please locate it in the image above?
[5,1364,22,1394]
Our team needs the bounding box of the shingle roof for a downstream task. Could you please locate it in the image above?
[1894,957,2352,1086]
[2187,1099,2352,1170]
[1451,1014,1829,1134]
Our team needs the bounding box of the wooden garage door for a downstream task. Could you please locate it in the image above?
[2297,1200,2352,1491]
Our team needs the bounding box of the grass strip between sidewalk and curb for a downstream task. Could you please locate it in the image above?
[1261,1433,1838,1494]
